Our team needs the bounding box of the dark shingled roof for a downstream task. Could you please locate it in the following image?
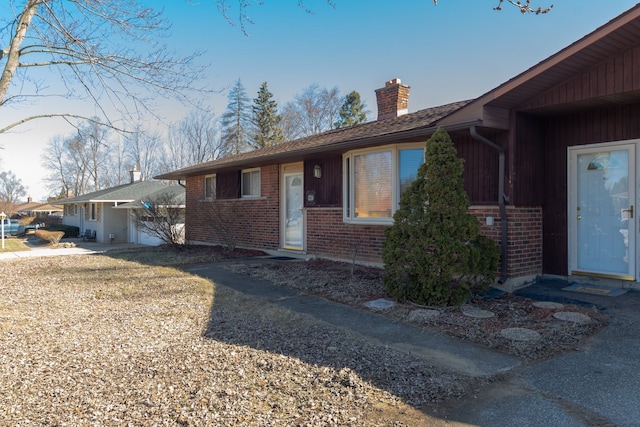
[156,100,471,180]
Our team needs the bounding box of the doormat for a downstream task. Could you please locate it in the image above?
[562,283,627,297]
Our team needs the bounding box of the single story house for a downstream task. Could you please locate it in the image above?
[113,185,186,246]
[59,170,185,245]
[157,5,640,289]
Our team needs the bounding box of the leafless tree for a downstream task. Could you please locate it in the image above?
[124,125,162,181]
[0,0,207,135]
[41,120,113,196]
[159,110,221,174]
[129,189,185,246]
[0,170,27,215]
[280,84,341,140]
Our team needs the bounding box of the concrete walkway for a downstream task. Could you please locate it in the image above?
[187,261,521,378]
[187,261,640,427]
[0,239,141,260]
[2,243,639,425]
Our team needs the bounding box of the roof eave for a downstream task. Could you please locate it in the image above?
[156,119,482,180]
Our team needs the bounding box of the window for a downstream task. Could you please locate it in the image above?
[90,203,98,221]
[241,168,261,197]
[343,144,424,224]
[205,174,216,200]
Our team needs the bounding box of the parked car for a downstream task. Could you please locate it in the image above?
[0,218,42,237]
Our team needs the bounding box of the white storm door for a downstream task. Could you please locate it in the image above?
[569,144,635,280]
[282,167,304,250]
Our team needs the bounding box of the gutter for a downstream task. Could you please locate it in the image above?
[470,126,509,284]
[156,120,483,180]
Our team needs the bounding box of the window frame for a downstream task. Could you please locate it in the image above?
[241,168,261,198]
[343,143,425,225]
[89,202,98,221]
[204,174,216,200]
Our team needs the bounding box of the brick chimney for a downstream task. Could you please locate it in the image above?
[375,78,410,120]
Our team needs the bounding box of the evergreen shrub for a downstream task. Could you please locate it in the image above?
[382,128,500,306]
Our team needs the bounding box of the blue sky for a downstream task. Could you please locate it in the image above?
[2,0,639,201]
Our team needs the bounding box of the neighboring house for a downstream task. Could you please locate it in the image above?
[13,198,63,223]
[113,185,186,246]
[157,5,640,289]
[59,170,183,245]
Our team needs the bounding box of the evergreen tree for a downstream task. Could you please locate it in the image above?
[251,82,285,149]
[220,79,252,157]
[382,128,500,306]
[334,90,368,129]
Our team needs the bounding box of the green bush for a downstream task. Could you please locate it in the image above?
[45,224,80,239]
[382,128,500,306]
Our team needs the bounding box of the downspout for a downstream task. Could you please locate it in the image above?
[178,180,186,188]
[470,126,509,284]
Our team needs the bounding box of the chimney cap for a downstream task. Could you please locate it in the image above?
[386,78,402,86]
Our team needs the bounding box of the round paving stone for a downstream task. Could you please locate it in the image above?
[461,305,495,318]
[407,309,440,323]
[500,327,541,342]
[553,311,591,324]
[532,301,564,310]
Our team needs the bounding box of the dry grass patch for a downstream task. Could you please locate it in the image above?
[0,252,468,426]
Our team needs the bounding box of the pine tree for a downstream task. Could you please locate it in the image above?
[382,128,500,306]
[334,90,368,129]
[220,79,252,157]
[251,82,285,149]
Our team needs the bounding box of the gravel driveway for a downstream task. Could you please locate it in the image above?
[0,253,473,426]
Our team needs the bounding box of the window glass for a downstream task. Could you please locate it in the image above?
[205,175,216,199]
[242,169,260,197]
[399,149,424,195]
[354,150,392,218]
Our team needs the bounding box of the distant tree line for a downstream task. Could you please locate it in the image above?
[41,80,368,199]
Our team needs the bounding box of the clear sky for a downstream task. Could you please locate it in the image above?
[2,0,639,202]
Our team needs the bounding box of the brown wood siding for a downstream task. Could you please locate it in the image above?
[521,44,640,111]
[216,171,240,199]
[452,133,502,205]
[304,155,342,207]
[513,114,545,207]
[539,104,640,276]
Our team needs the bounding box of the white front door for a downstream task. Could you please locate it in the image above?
[281,164,304,250]
[569,143,636,280]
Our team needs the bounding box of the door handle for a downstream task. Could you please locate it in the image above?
[623,205,634,219]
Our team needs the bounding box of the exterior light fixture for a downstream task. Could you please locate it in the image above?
[313,165,322,179]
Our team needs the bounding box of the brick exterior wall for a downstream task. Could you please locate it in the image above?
[305,208,387,263]
[470,206,543,279]
[185,167,543,280]
[185,165,280,251]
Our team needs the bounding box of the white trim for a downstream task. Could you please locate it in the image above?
[204,173,216,201]
[241,167,261,198]
[343,142,425,225]
[280,162,305,251]
[568,139,639,281]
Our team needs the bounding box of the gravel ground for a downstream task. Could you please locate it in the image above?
[224,258,610,360]
[0,250,484,426]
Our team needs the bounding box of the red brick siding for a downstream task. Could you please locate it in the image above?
[470,206,543,278]
[186,168,542,279]
[305,208,387,262]
[185,165,280,250]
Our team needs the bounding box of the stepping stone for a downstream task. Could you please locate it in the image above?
[553,311,591,324]
[533,301,564,310]
[364,298,396,310]
[461,305,495,318]
[407,309,440,323]
[501,327,541,342]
